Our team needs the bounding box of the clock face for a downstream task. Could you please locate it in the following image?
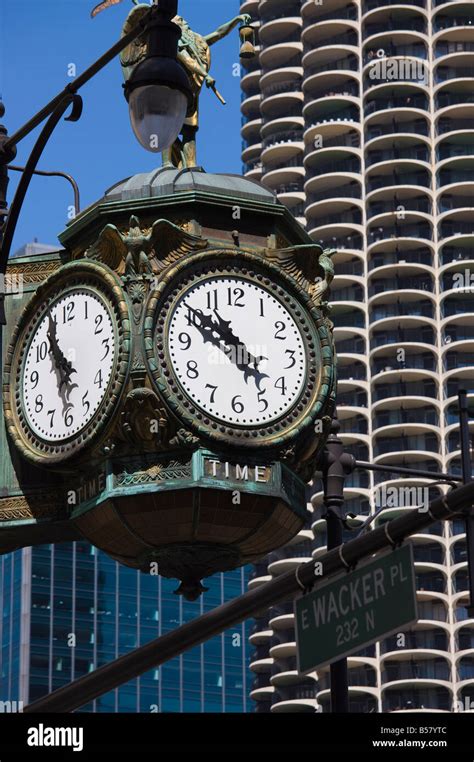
[22,289,116,442]
[166,276,307,425]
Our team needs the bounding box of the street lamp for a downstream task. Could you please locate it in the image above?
[123,0,192,153]
[0,0,190,337]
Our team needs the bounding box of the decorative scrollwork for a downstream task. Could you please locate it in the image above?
[119,387,169,446]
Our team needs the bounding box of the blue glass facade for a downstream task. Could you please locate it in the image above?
[0,542,252,712]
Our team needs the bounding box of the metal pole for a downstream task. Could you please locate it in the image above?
[459,389,474,616]
[8,165,80,214]
[355,460,461,483]
[23,480,474,713]
[322,418,354,712]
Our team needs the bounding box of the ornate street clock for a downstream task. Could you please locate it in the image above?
[1,176,337,600]
[3,261,130,465]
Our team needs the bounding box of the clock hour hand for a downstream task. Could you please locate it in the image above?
[184,303,268,390]
[46,310,77,392]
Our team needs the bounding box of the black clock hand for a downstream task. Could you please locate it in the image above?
[184,303,268,390]
[212,309,269,389]
[46,310,77,392]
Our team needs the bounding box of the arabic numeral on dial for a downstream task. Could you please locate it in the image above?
[227,287,244,307]
[206,289,218,310]
[82,391,90,415]
[94,369,103,389]
[64,409,74,428]
[257,389,268,412]
[284,349,296,369]
[62,301,75,323]
[186,307,202,327]
[35,394,44,413]
[94,314,103,335]
[274,376,287,396]
[101,338,110,360]
[274,321,286,340]
[186,360,199,379]
[205,384,217,403]
[231,395,244,414]
[178,332,191,350]
[36,341,48,362]
[47,409,55,428]
[30,371,39,390]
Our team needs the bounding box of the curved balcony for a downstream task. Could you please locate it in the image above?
[366,141,430,167]
[371,324,435,349]
[434,55,474,85]
[382,683,452,712]
[364,12,428,43]
[372,348,438,377]
[441,290,474,319]
[367,220,433,245]
[373,432,441,459]
[261,127,304,166]
[437,157,474,187]
[366,113,429,141]
[369,295,435,323]
[372,406,440,430]
[304,97,360,129]
[433,4,474,35]
[367,164,431,193]
[259,16,302,49]
[260,39,302,72]
[441,241,474,266]
[457,626,474,652]
[368,245,433,270]
[365,89,429,118]
[363,0,427,10]
[318,665,377,693]
[372,376,438,404]
[363,40,428,70]
[304,73,360,104]
[250,673,274,704]
[302,25,358,54]
[271,681,318,713]
[382,658,451,684]
[368,272,434,297]
[382,629,449,656]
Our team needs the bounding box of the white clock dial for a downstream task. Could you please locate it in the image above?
[22,289,116,442]
[166,276,307,425]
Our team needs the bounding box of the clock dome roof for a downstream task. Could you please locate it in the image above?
[103,167,278,205]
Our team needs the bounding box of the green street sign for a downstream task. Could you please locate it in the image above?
[295,544,417,674]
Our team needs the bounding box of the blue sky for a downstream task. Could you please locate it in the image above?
[0,0,242,254]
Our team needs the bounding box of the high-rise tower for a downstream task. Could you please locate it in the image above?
[241,0,474,713]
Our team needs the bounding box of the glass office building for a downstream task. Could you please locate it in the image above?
[0,542,252,712]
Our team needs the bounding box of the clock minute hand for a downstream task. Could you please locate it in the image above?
[212,309,268,390]
[185,302,268,390]
[46,310,77,392]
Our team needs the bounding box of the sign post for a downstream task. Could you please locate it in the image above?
[295,544,417,674]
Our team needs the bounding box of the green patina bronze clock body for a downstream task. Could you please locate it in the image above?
[3,261,130,466]
[1,170,337,597]
[146,251,329,452]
